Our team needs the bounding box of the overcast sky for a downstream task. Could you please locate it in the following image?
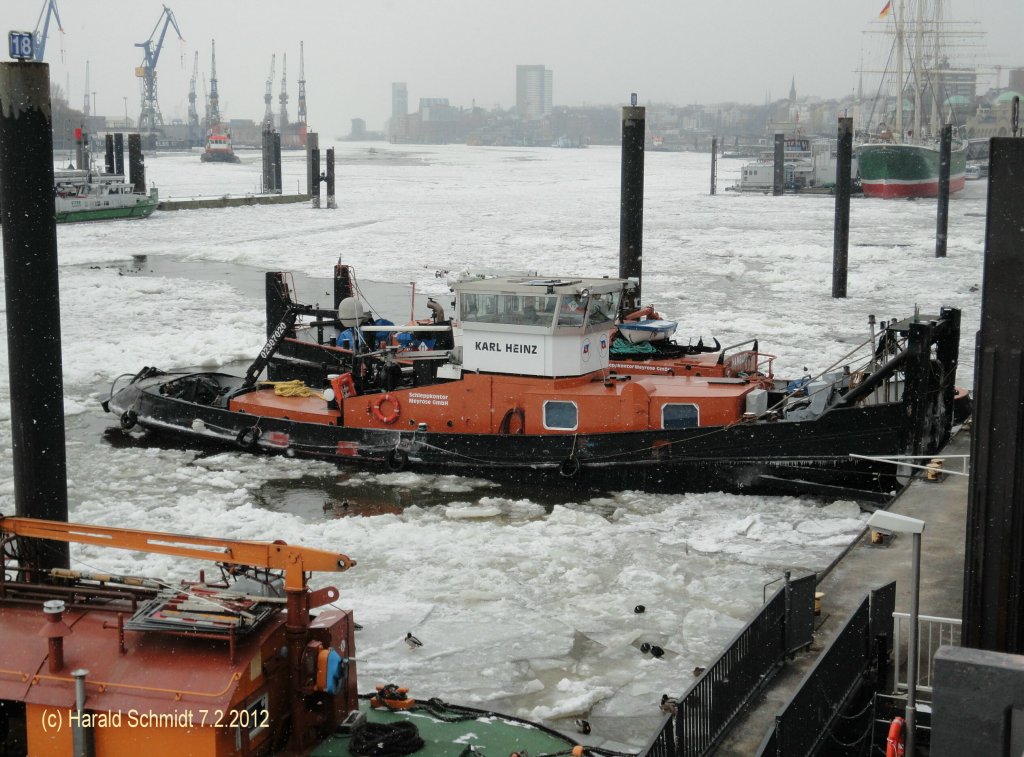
[19,0,1024,136]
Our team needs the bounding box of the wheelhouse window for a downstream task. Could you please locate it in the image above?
[543,400,578,430]
[662,403,699,429]
[461,293,556,326]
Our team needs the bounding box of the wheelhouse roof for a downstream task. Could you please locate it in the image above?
[454,275,631,296]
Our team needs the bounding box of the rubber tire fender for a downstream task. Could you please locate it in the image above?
[559,456,581,478]
[386,448,409,472]
[237,426,262,449]
[120,410,138,430]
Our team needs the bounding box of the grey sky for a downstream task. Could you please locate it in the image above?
[16,0,1024,135]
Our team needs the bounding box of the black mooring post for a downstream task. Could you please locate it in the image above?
[710,136,718,196]
[619,102,645,310]
[773,133,785,196]
[935,124,952,258]
[963,138,1024,654]
[0,62,70,571]
[261,128,273,193]
[311,149,321,208]
[306,131,319,201]
[832,117,853,298]
[272,132,282,195]
[326,147,336,209]
[127,133,144,192]
[104,133,114,174]
[114,132,124,176]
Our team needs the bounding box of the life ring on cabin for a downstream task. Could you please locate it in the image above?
[119,410,138,430]
[498,406,526,435]
[386,448,409,472]
[372,394,401,424]
[236,426,262,449]
[885,716,905,757]
[559,456,581,478]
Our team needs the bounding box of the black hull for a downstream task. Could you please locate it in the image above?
[107,373,917,501]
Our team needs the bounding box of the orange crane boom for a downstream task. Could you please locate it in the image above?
[0,515,354,591]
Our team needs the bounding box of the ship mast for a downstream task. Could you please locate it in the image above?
[895,0,905,141]
[912,0,924,139]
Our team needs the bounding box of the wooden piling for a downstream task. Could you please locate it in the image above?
[935,124,952,258]
[832,117,853,298]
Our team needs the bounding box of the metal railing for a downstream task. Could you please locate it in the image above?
[892,612,962,695]
[661,573,816,757]
[756,582,895,757]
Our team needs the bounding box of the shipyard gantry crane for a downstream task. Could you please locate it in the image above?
[279,53,290,132]
[32,0,63,62]
[297,41,307,126]
[263,54,276,131]
[208,39,221,128]
[187,50,200,145]
[135,4,184,134]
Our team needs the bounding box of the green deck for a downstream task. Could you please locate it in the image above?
[312,701,579,757]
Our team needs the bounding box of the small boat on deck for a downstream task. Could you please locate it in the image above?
[617,319,678,344]
[105,263,962,501]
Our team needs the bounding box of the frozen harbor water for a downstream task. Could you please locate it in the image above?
[2,143,986,746]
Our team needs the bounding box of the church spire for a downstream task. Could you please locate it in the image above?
[789,76,797,102]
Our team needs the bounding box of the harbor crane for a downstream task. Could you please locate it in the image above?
[297,41,307,126]
[32,0,63,62]
[263,54,276,131]
[279,53,289,132]
[208,39,221,128]
[83,60,90,116]
[187,50,200,145]
[135,4,184,134]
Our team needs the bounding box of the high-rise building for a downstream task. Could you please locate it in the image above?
[391,82,408,136]
[516,65,553,121]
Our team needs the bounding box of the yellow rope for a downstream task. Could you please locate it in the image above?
[259,379,324,399]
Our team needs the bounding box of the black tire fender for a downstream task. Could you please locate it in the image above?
[559,457,581,478]
[120,410,138,430]
[386,448,409,472]
[236,426,262,449]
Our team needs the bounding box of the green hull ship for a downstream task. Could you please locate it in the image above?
[54,170,159,223]
[856,141,968,199]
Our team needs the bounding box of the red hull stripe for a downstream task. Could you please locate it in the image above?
[862,174,966,199]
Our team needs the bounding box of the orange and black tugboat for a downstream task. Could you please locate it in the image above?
[104,263,961,502]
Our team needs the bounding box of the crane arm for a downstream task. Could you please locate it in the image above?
[1,516,354,591]
[33,0,64,62]
[136,5,184,68]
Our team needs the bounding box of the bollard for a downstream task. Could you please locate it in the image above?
[0,62,70,573]
[832,117,853,298]
[619,103,645,310]
[772,133,785,196]
[104,133,114,174]
[114,132,124,176]
[326,147,336,209]
[128,133,144,192]
[935,124,952,258]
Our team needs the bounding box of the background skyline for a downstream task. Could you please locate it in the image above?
[17,0,1024,135]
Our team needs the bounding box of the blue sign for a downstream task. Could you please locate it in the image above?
[9,31,34,60]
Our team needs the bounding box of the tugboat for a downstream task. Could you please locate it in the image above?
[104,263,961,501]
[200,128,241,164]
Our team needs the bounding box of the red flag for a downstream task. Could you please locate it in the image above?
[879,1,893,19]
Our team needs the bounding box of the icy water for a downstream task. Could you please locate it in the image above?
[1,143,986,747]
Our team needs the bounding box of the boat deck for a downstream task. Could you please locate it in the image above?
[311,700,579,757]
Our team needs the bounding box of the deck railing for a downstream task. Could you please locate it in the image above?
[892,612,962,695]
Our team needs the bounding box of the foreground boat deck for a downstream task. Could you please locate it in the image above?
[311,700,580,757]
